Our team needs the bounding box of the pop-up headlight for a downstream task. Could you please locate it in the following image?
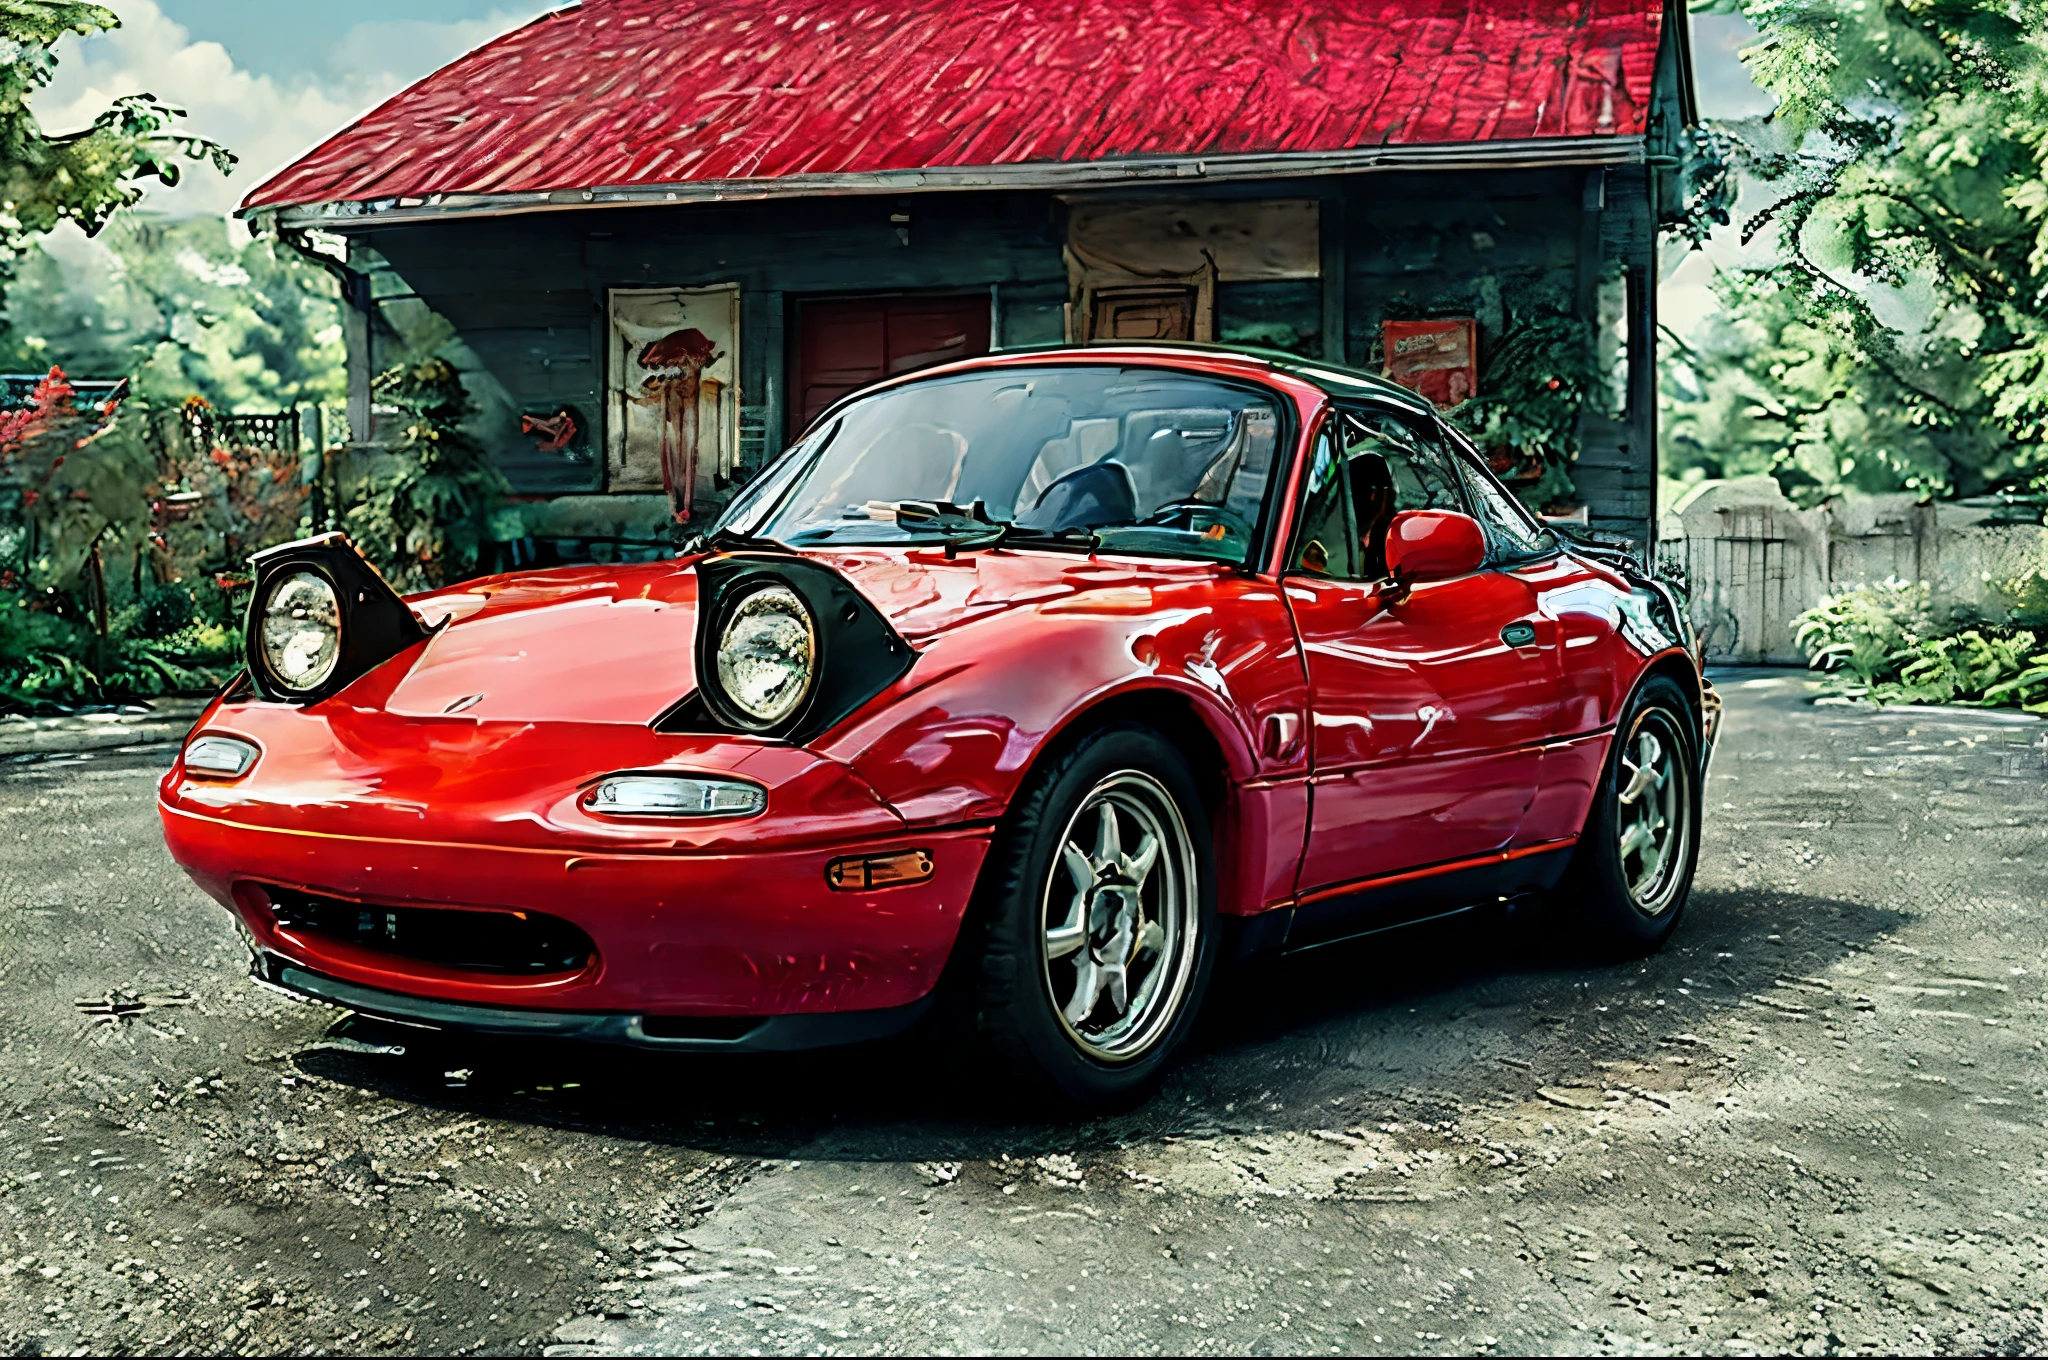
[684,553,914,744]
[242,534,430,704]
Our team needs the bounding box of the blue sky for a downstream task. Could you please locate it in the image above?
[153,0,547,84]
[36,1,551,216]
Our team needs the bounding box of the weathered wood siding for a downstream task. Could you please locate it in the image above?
[1337,165,1653,547]
[361,169,1655,544]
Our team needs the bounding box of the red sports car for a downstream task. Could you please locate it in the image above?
[162,346,1719,1105]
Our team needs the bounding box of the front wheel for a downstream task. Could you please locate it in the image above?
[1558,674,1702,957]
[970,725,1217,1108]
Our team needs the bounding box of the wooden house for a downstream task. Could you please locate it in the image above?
[243,0,1699,557]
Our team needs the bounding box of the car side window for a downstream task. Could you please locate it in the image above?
[1348,411,1467,517]
[1324,408,1469,581]
[1455,454,1557,561]
[1289,424,1360,579]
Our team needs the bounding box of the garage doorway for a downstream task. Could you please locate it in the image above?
[789,292,992,437]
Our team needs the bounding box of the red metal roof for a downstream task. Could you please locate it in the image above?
[246,0,1670,213]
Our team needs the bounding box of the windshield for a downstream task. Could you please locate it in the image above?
[716,366,1285,565]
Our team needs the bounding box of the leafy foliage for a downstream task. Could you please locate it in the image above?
[0,2,233,307]
[1793,575,2048,709]
[1792,577,1936,685]
[0,368,243,708]
[344,358,509,592]
[1446,314,1604,512]
[0,216,345,412]
[1669,0,2048,501]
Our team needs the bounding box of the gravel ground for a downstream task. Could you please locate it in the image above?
[1,668,2044,1357]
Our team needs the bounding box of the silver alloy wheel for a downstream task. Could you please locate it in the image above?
[1615,707,1692,916]
[1039,770,1199,1062]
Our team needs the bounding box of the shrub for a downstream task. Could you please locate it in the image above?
[344,358,509,591]
[1791,578,1935,687]
[1793,578,2048,712]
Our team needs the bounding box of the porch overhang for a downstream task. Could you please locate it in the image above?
[247,134,1648,234]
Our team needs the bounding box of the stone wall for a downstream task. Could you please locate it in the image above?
[1656,478,2048,664]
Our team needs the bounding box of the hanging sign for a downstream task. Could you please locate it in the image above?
[1382,319,1478,409]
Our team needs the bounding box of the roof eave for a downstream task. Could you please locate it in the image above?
[243,134,1648,234]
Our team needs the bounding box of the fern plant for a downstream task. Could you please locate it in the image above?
[1792,578,1934,688]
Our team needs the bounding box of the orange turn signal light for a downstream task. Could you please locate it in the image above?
[826,850,934,891]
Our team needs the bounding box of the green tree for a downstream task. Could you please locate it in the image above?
[345,358,510,591]
[1670,0,2048,500]
[0,2,233,307]
[0,215,345,410]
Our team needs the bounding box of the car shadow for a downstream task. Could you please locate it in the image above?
[290,886,1902,1160]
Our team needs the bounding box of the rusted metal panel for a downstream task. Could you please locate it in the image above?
[245,0,1668,216]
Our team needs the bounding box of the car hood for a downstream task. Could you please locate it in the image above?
[383,548,1178,726]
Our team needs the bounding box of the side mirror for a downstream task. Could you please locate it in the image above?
[1385,510,1486,584]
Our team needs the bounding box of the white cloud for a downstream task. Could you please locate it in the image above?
[31,0,546,220]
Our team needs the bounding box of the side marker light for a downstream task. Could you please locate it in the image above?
[826,850,934,891]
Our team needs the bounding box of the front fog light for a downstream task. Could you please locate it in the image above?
[584,774,766,818]
[184,734,259,778]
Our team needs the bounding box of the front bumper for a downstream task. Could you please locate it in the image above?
[251,951,932,1051]
[165,801,992,1019]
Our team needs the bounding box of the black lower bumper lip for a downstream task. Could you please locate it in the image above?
[250,953,931,1053]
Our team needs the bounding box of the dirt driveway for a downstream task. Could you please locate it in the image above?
[1,668,2044,1356]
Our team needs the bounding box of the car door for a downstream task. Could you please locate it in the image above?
[1284,407,1562,938]
[1444,444,1641,849]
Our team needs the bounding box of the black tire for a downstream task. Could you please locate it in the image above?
[969,723,1218,1108]
[1558,674,1702,957]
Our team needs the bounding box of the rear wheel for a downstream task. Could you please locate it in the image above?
[1559,675,1701,956]
[970,725,1216,1107]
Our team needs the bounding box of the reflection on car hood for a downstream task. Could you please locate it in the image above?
[385,549,1208,725]
[388,562,702,725]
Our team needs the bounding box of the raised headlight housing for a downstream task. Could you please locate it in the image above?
[243,534,431,704]
[685,553,915,743]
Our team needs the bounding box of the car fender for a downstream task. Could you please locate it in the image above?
[812,571,1308,914]
[821,609,1271,823]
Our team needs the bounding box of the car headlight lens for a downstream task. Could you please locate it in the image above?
[183,734,259,778]
[585,774,766,817]
[714,584,816,726]
[259,570,342,692]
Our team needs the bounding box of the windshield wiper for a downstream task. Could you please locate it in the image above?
[940,522,1101,558]
[687,525,792,555]
[893,499,997,530]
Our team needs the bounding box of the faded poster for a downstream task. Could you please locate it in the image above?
[1381,318,1477,410]
[606,286,739,520]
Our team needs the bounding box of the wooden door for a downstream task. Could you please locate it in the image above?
[790,293,991,437]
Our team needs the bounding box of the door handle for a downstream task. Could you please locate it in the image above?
[1500,620,1539,648]
[1262,711,1302,760]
